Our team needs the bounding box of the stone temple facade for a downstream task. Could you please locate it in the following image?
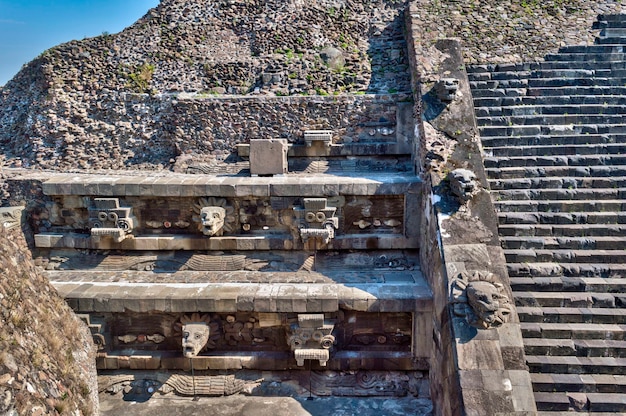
[2,1,626,415]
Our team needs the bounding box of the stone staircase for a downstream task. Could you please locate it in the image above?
[468,14,626,415]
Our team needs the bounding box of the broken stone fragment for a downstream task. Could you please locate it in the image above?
[434,77,459,102]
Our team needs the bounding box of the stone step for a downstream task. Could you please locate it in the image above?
[484,154,626,168]
[470,77,626,95]
[477,104,626,118]
[507,262,626,278]
[574,339,626,358]
[499,224,626,237]
[527,77,626,88]
[531,373,626,394]
[534,391,626,413]
[558,44,626,54]
[498,211,626,225]
[478,114,626,128]
[544,52,626,62]
[526,355,626,375]
[473,85,626,99]
[601,28,626,38]
[526,85,626,97]
[471,87,528,98]
[524,338,626,358]
[494,199,626,213]
[487,165,626,180]
[517,306,626,325]
[469,79,528,89]
[493,188,626,201]
[474,94,626,108]
[467,63,534,73]
[480,123,626,137]
[504,248,626,264]
[510,277,626,294]
[532,391,574,412]
[514,291,618,308]
[502,236,626,250]
[467,60,626,74]
[482,133,624,148]
[598,14,626,23]
[490,176,626,190]
[521,323,626,340]
[597,35,626,45]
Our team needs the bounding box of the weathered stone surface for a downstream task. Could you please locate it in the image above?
[0,227,98,415]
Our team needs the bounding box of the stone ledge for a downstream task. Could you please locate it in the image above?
[34,233,419,251]
[41,173,421,197]
[52,281,433,314]
[95,350,428,372]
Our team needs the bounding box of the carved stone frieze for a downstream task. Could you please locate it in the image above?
[100,373,263,397]
[88,198,135,243]
[295,198,339,245]
[451,271,512,329]
[118,333,165,344]
[287,314,336,366]
[192,197,235,236]
[0,206,25,230]
[309,371,426,397]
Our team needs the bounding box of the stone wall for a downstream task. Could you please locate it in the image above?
[0,0,413,171]
[412,0,625,67]
[0,92,411,170]
[0,227,98,415]
[407,7,536,412]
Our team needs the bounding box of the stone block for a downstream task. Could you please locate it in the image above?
[249,139,288,175]
[103,356,119,370]
[456,339,505,370]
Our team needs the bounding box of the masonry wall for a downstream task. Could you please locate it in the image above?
[0,226,98,415]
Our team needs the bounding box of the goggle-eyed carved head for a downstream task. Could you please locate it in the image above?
[182,322,210,358]
[199,206,226,236]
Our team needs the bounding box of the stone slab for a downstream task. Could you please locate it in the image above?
[40,173,421,197]
[52,281,432,314]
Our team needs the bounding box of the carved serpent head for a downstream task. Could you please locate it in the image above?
[451,271,512,329]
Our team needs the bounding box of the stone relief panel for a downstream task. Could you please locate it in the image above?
[335,311,412,351]
[344,195,404,234]
[308,371,427,397]
[101,373,263,397]
[100,370,429,399]
[451,271,512,329]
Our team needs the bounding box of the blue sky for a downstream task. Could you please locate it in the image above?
[0,0,159,86]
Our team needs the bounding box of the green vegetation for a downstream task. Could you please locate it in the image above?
[126,63,155,93]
